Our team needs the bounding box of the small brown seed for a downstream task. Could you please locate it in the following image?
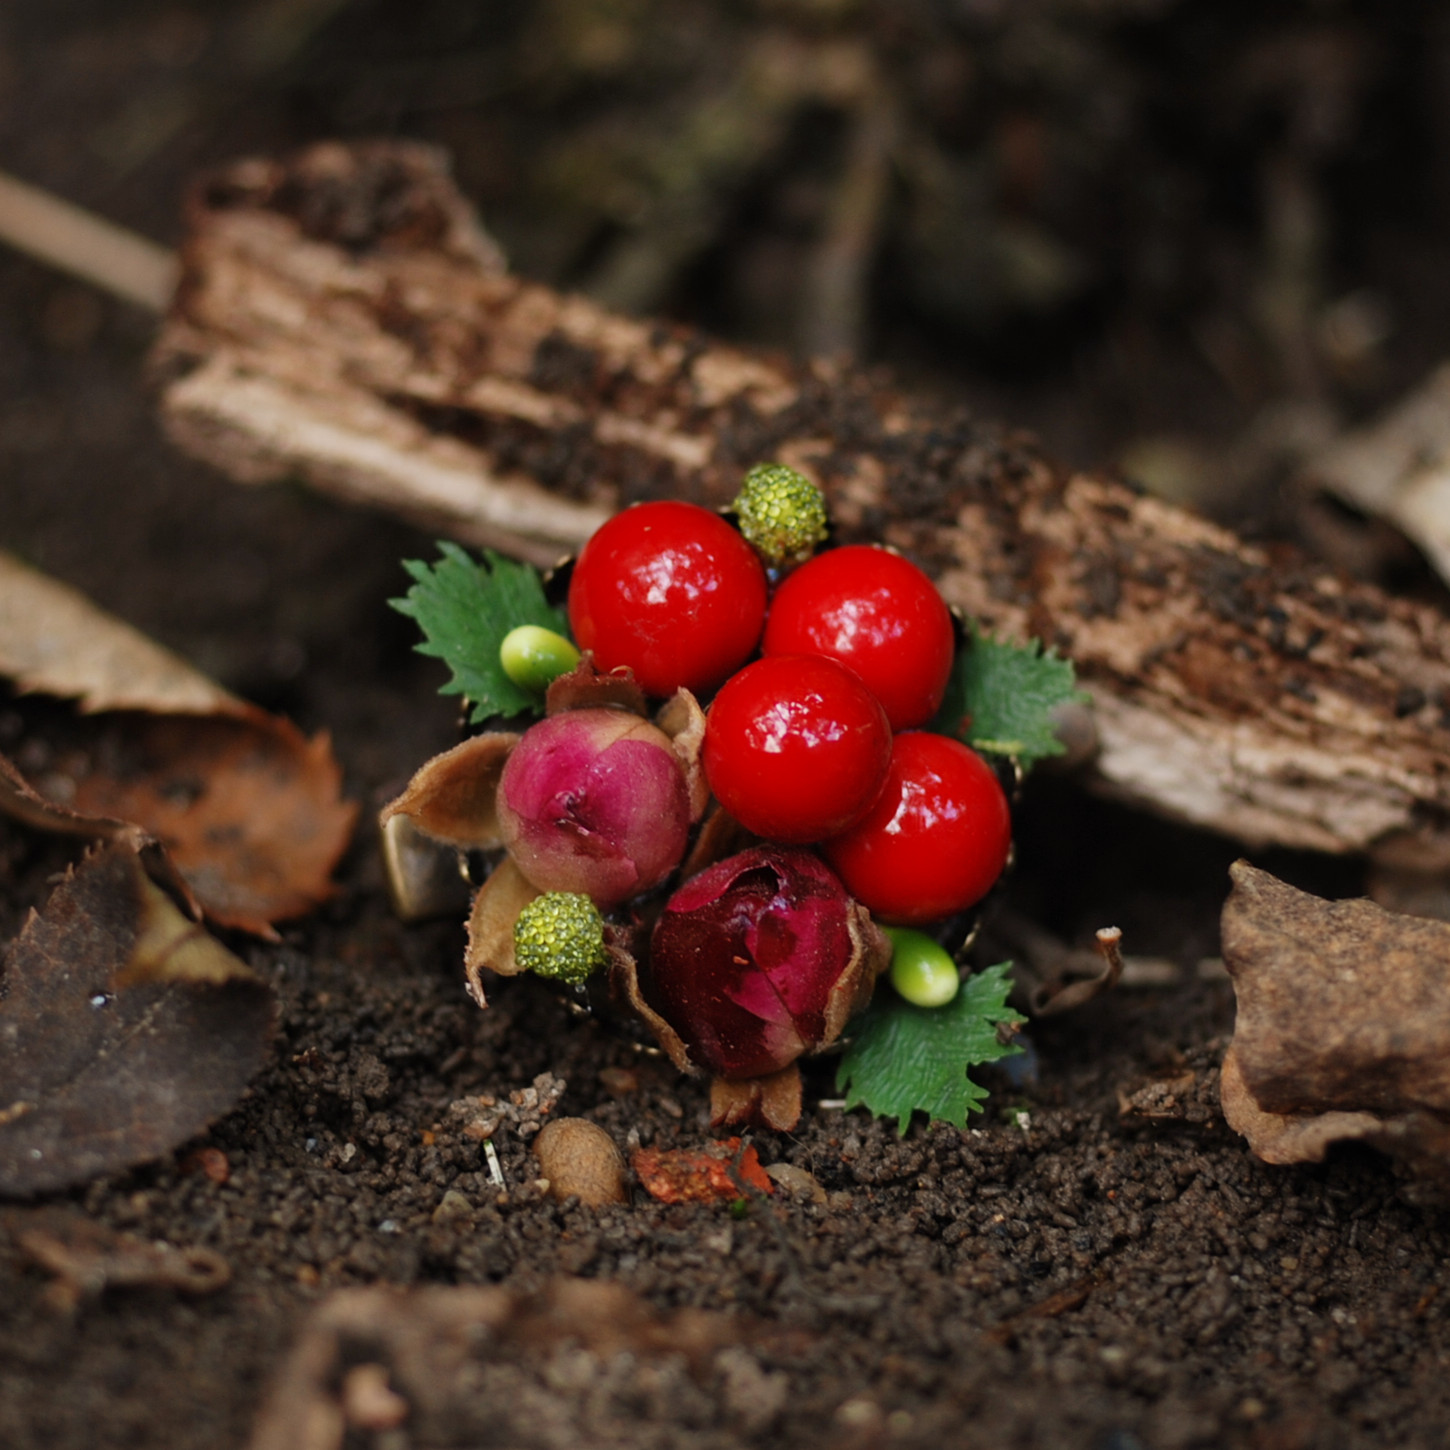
[532,1118,627,1206]
[763,1162,827,1204]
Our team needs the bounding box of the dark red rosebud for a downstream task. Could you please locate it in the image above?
[648,847,887,1079]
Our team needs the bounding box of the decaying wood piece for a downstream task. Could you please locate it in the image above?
[1219,861,1450,1190]
[156,142,1450,859]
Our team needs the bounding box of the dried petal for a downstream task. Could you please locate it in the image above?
[465,857,543,1001]
[379,732,519,850]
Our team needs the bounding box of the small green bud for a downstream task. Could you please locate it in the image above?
[732,463,828,567]
[500,625,581,694]
[884,926,961,1008]
[513,891,608,984]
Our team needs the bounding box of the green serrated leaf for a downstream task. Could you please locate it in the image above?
[930,624,1084,768]
[390,543,570,724]
[836,963,1024,1135]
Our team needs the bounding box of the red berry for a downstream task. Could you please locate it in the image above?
[762,544,954,730]
[703,655,892,844]
[568,501,768,696]
[823,731,1010,925]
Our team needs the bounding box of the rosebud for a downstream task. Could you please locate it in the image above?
[496,708,691,908]
[648,847,887,1079]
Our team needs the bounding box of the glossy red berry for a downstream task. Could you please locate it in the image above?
[568,501,768,696]
[703,654,892,844]
[823,731,1010,925]
[762,544,955,730]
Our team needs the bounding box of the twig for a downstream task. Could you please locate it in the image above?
[0,170,176,312]
[979,1271,1105,1347]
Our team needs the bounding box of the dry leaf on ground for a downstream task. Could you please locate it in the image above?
[0,551,356,934]
[6,1207,230,1311]
[1219,860,1450,1188]
[0,842,274,1197]
[247,1278,769,1450]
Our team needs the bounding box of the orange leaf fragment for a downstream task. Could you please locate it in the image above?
[631,1139,774,1205]
[0,552,357,936]
[62,712,356,937]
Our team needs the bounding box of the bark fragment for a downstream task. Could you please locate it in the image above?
[157,141,1450,859]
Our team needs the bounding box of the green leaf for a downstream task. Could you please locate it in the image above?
[836,963,1024,1135]
[931,624,1083,768]
[391,543,570,724]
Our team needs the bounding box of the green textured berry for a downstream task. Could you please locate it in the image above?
[514,892,607,984]
[500,624,581,694]
[732,463,829,567]
[884,926,961,1008]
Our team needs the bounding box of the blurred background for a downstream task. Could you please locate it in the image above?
[3,0,1450,700]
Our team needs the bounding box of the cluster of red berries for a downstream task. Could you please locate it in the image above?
[567,493,1011,926]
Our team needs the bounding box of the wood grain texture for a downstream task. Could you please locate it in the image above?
[155,141,1450,859]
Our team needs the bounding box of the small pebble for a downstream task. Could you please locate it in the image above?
[341,1363,408,1432]
[835,1397,882,1429]
[599,1066,639,1096]
[763,1162,828,1204]
[432,1189,473,1224]
[532,1118,628,1206]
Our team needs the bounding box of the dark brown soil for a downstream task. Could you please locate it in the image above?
[3,6,1450,1449]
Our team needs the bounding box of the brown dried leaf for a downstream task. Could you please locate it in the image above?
[0,752,142,844]
[378,732,522,923]
[0,554,356,934]
[8,1208,230,1311]
[0,843,274,1197]
[58,715,355,936]
[0,551,233,715]
[824,905,893,1045]
[247,1278,752,1450]
[1221,860,1450,1181]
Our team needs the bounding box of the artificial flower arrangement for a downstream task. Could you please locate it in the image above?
[380,466,1079,1133]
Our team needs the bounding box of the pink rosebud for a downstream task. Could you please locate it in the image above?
[496,709,691,908]
[648,847,886,1079]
